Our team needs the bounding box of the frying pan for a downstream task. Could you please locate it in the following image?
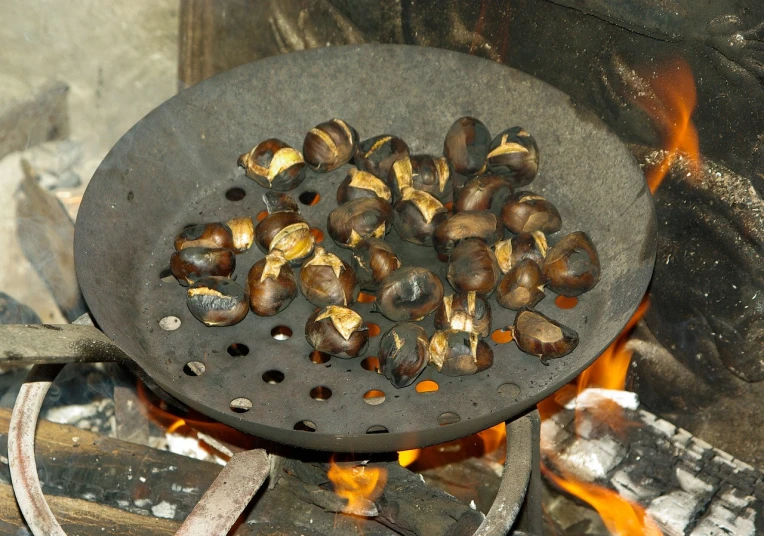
[73,44,656,453]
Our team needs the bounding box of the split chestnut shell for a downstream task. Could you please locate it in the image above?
[327,197,393,249]
[434,291,492,337]
[238,138,306,191]
[246,250,297,316]
[453,174,513,214]
[255,211,315,263]
[543,231,600,296]
[226,217,255,253]
[170,247,235,286]
[187,276,249,327]
[388,154,453,202]
[496,259,547,310]
[354,135,410,180]
[393,187,448,246]
[494,231,548,274]
[443,116,491,176]
[303,119,358,172]
[378,323,430,388]
[376,267,444,322]
[432,211,504,257]
[175,222,234,251]
[298,247,359,307]
[351,238,401,291]
[512,308,578,360]
[447,239,501,296]
[305,305,369,358]
[336,168,392,204]
[501,191,561,234]
[486,127,539,187]
[429,330,494,377]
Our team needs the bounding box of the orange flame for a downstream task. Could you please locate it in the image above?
[632,58,700,192]
[398,449,421,467]
[477,422,506,463]
[327,457,387,516]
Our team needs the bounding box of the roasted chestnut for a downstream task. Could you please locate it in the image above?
[305,305,369,358]
[486,127,539,187]
[327,197,393,249]
[175,222,234,251]
[303,119,358,172]
[429,330,494,377]
[496,259,546,310]
[501,191,561,234]
[512,308,578,360]
[255,193,315,263]
[453,174,513,214]
[336,168,392,204]
[388,155,453,202]
[246,250,297,316]
[393,187,448,246]
[298,247,359,307]
[432,211,504,256]
[494,231,548,274]
[351,238,401,291]
[378,323,429,388]
[238,138,306,191]
[187,276,249,327]
[170,247,235,286]
[434,291,492,337]
[226,217,255,253]
[543,231,600,296]
[376,267,444,321]
[443,116,491,176]
[354,135,410,179]
[447,238,501,296]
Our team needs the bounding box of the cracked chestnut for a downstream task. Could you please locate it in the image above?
[429,330,494,377]
[354,135,410,179]
[432,211,504,257]
[238,138,306,191]
[226,217,255,253]
[187,276,249,327]
[298,247,359,307]
[543,231,600,296]
[496,259,547,310]
[453,174,513,214]
[336,167,392,204]
[486,127,539,187]
[170,247,235,286]
[303,119,358,172]
[388,154,453,202]
[393,187,448,246]
[351,238,401,291]
[255,193,315,263]
[494,231,548,273]
[501,191,561,234]
[174,222,234,251]
[305,305,369,358]
[376,267,444,321]
[447,238,501,296]
[443,116,491,176]
[378,323,429,388]
[434,291,492,337]
[512,308,578,360]
[246,250,297,316]
[327,197,393,249]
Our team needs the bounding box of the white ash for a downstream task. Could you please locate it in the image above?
[151,501,178,519]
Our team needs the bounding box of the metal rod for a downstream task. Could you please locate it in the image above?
[0,323,128,365]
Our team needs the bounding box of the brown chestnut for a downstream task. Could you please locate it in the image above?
[170,247,235,286]
[175,222,234,251]
[432,211,504,257]
[256,193,315,263]
[434,291,492,337]
[393,187,448,246]
[246,250,297,316]
[354,135,410,179]
[379,323,429,388]
[305,305,369,358]
[226,217,255,253]
[429,330,494,377]
[543,231,600,296]
[447,238,501,296]
[388,155,453,202]
[263,191,300,214]
[496,259,547,310]
[238,138,306,191]
[453,174,513,214]
[336,168,392,204]
[298,247,359,307]
[443,116,491,176]
[501,191,561,234]
[376,267,444,321]
[327,197,393,249]
[494,231,548,274]
[351,238,401,291]
[303,119,358,172]
[486,127,539,187]
[512,308,578,360]
[187,276,249,327]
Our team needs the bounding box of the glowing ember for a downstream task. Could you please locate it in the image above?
[398,449,421,467]
[477,422,506,462]
[327,457,387,515]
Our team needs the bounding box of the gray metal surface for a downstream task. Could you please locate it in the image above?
[74,44,656,452]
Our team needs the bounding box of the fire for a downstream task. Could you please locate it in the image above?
[632,58,700,192]
[327,457,387,516]
[398,449,420,467]
[477,422,506,463]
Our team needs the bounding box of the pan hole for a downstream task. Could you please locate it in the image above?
[366,425,388,434]
[159,316,181,331]
[361,357,380,372]
[271,326,292,340]
[437,253,449,263]
[498,383,521,398]
[225,187,246,201]
[357,292,376,303]
[227,343,249,357]
[363,389,386,405]
[309,351,331,364]
[555,295,579,309]
[310,386,332,401]
[438,412,460,426]
[262,370,285,384]
[256,210,268,222]
[294,420,316,432]
[183,361,206,376]
[367,323,381,337]
[230,397,252,413]
[490,327,513,344]
[416,380,439,393]
[310,228,324,243]
[299,191,321,206]
[159,267,174,282]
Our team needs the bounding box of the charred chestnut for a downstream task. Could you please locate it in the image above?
[496,259,546,310]
[170,247,235,286]
[187,276,249,327]
[432,211,504,257]
[378,323,429,388]
[327,197,393,249]
[443,116,491,176]
[336,168,392,204]
[354,135,410,179]
[501,191,561,234]
[255,193,315,263]
[351,238,401,291]
[226,217,255,253]
[376,267,444,321]
[303,119,358,172]
[238,138,306,191]
[434,291,492,337]
[494,231,548,274]
[246,250,297,316]
[447,239,501,296]
[393,187,448,246]
[543,231,600,296]
[305,305,368,358]
[453,174,513,214]
[298,247,359,307]
[388,155,453,202]
[512,308,578,360]
[175,222,234,251]
[486,127,539,187]
[429,330,494,377]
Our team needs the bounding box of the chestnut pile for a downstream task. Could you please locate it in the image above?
[167,116,601,390]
